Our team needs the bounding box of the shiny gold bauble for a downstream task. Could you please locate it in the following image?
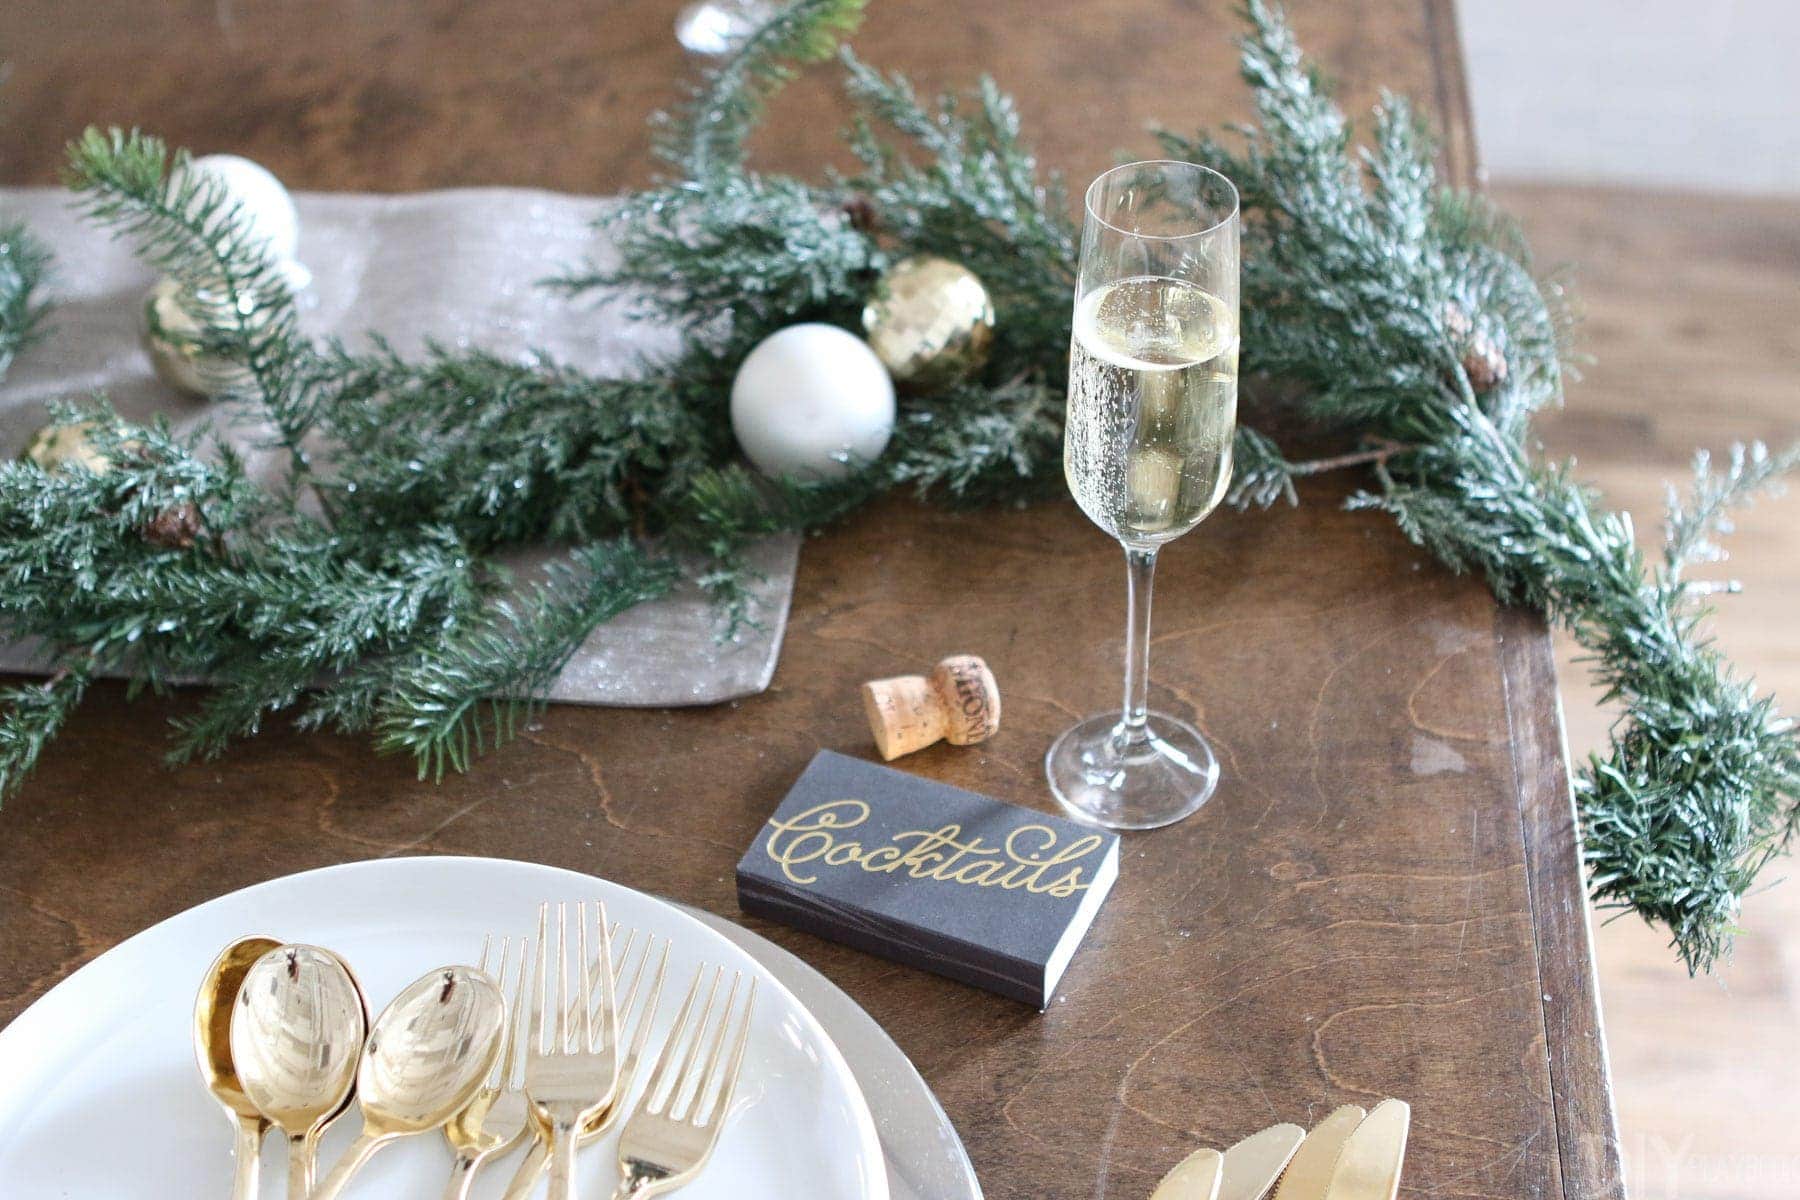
[141,277,254,398]
[22,420,115,473]
[861,255,996,389]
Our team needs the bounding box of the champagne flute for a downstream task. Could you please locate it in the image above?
[1047,159,1240,829]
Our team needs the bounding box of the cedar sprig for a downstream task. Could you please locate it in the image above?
[0,667,90,800]
[559,174,881,358]
[841,51,1077,378]
[1662,441,1796,582]
[0,402,491,772]
[1170,0,1799,970]
[0,220,53,380]
[373,539,678,780]
[1227,426,1301,509]
[163,528,489,763]
[64,130,317,479]
[657,0,870,180]
[305,339,730,547]
[883,374,1065,507]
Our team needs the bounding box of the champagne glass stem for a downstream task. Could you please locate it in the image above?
[1118,545,1158,745]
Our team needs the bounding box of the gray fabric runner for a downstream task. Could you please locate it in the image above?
[0,186,798,706]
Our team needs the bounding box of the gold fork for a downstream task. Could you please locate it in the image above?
[440,935,533,1200]
[525,901,623,1200]
[498,925,669,1200]
[610,965,758,1200]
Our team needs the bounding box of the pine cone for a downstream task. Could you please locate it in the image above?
[842,193,880,235]
[1461,330,1508,393]
[143,502,203,550]
[1440,302,1507,392]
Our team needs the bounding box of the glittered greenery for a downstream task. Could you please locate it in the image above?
[0,219,52,380]
[1,1,1794,972]
[570,0,1800,969]
[659,0,869,181]
[1156,2,1799,971]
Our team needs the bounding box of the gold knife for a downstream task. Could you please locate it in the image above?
[1151,1147,1224,1200]
[1219,1123,1307,1200]
[1319,1099,1410,1200]
[1270,1105,1367,1200]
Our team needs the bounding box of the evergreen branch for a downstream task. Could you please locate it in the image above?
[884,374,1064,506]
[1227,426,1300,509]
[671,465,877,629]
[1662,441,1799,581]
[0,665,91,805]
[0,401,489,768]
[64,128,317,482]
[677,464,878,548]
[0,220,52,380]
[842,50,1077,378]
[657,0,869,180]
[163,530,486,763]
[1198,1,1799,969]
[306,340,729,547]
[373,540,678,780]
[566,175,879,351]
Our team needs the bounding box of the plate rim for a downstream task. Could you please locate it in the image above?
[0,852,889,1199]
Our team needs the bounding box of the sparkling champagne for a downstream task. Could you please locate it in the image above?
[1064,275,1238,543]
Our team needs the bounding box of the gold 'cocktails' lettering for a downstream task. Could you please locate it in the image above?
[762,799,1104,899]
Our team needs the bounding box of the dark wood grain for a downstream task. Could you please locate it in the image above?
[1500,608,1626,1199]
[0,3,1621,1197]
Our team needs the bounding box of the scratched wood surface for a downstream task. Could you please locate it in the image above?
[0,3,1618,1197]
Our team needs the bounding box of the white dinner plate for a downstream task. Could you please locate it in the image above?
[0,856,889,1200]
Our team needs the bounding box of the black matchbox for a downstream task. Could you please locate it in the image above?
[734,750,1120,1009]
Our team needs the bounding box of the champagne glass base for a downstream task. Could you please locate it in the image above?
[1045,712,1219,830]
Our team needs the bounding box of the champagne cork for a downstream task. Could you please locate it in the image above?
[861,654,1001,761]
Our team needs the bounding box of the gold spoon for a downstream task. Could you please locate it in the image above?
[194,935,282,1200]
[230,945,369,1199]
[309,964,507,1200]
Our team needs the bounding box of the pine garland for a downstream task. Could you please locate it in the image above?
[566,0,1800,969]
[1153,3,1799,971]
[0,0,1793,971]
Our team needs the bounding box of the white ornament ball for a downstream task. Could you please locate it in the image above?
[730,323,896,480]
[183,153,310,288]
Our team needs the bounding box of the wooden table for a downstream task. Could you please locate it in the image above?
[0,2,1622,1197]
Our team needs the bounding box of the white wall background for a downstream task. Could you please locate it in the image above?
[1459,0,1800,194]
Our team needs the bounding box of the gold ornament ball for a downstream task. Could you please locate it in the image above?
[22,420,115,474]
[141,277,253,398]
[862,255,996,389]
